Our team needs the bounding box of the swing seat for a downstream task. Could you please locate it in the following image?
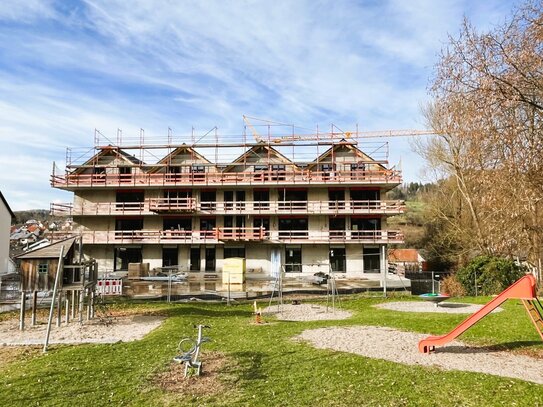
[173,353,193,363]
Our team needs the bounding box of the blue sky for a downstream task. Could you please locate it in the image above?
[0,0,517,210]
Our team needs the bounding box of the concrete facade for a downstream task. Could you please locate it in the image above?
[51,141,404,287]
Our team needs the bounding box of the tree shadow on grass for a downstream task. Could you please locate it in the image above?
[167,306,252,319]
[436,341,543,354]
[228,351,267,381]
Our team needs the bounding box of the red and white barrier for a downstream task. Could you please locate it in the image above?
[97,279,123,295]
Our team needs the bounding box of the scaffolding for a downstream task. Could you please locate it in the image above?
[268,262,341,313]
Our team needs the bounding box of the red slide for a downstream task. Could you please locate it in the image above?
[418,274,538,353]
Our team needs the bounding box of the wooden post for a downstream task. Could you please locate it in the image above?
[70,290,75,319]
[78,289,84,323]
[65,296,70,324]
[31,291,38,326]
[56,291,62,327]
[44,246,65,353]
[86,289,91,321]
[90,289,95,319]
[19,291,26,331]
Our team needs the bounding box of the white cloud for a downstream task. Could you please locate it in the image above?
[0,0,58,23]
[0,0,519,210]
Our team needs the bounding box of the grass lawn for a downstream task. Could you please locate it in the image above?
[0,295,542,406]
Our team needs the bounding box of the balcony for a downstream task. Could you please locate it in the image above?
[217,227,269,241]
[47,229,403,245]
[50,202,151,216]
[51,168,402,189]
[148,197,196,213]
[51,199,404,216]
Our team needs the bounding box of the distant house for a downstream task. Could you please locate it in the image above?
[0,191,15,274]
[388,249,426,274]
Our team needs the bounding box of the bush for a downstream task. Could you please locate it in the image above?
[455,255,526,296]
[440,275,466,297]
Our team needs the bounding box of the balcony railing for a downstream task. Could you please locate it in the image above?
[51,169,401,189]
[47,229,403,244]
[50,199,404,216]
[148,197,196,212]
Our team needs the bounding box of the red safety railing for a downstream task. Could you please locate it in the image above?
[47,229,403,244]
[50,199,405,216]
[51,169,402,189]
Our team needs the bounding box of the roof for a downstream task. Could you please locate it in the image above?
[388,249,424,263]
[224,143,299,171]
[73,146,145,174]
[0,191,15,220]
[16,237,77,260]
[149,144,213,173]
[307,142,386,170]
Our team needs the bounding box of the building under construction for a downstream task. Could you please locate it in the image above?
[50,120,406,295]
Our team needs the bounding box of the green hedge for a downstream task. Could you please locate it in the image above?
[455,255,526,295]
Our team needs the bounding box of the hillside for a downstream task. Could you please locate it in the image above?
[12,209,59,226]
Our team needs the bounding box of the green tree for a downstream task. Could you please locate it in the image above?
[455,256,526,296]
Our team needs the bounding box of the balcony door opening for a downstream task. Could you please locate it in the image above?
[329,247,346,272]
[223,216,245,227]
[224,246,246,259]
[191,164,205,181]
[284,247,302,272]
[363,247,381,273]
[190,247,201,271]
[115,218,143,231]
[351,217,381,239]
[279,189,307,210]
[224,190,246,211]
[253,189,270,210]
[164,190,192,199]
[254,217,270,230]
[271,164,286,181]
[205,247,216,271]
[279,217,308,239]
[329,217,345,239]
[163,217,191,239]
[116,191,144,202]
[114,247,142,271]
[320,163,335,180]
[350,189,380,209]
[200,190,216,210]
[253,165,268,181]
[164,190,192,209]
[166,165,181,182]
[350,163,367,180]
[162,247,178,268]
[116,191,144,212]
[328,189,345,210]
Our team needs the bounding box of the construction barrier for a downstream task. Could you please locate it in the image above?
[97,279,123,295]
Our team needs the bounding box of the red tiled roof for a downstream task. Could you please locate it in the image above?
[388,249,422,263]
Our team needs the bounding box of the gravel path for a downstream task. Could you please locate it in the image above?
[0,315,165,345]
[296,326,543,385]
[263,302,541,385]
[375,301,503,314]
[263,303,352,321]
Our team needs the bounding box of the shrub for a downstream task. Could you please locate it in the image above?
[455,255,526,296]
[439,275,466,297]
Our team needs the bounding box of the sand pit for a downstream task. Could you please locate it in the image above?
[0,315,165,346]
[296,326,543,385]
[375,301,503,314]
[263,303,352,321]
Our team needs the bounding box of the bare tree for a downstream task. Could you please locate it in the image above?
[418,1,543,280]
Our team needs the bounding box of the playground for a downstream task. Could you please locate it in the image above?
[0,278,542,406]
[0,314,164,345]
